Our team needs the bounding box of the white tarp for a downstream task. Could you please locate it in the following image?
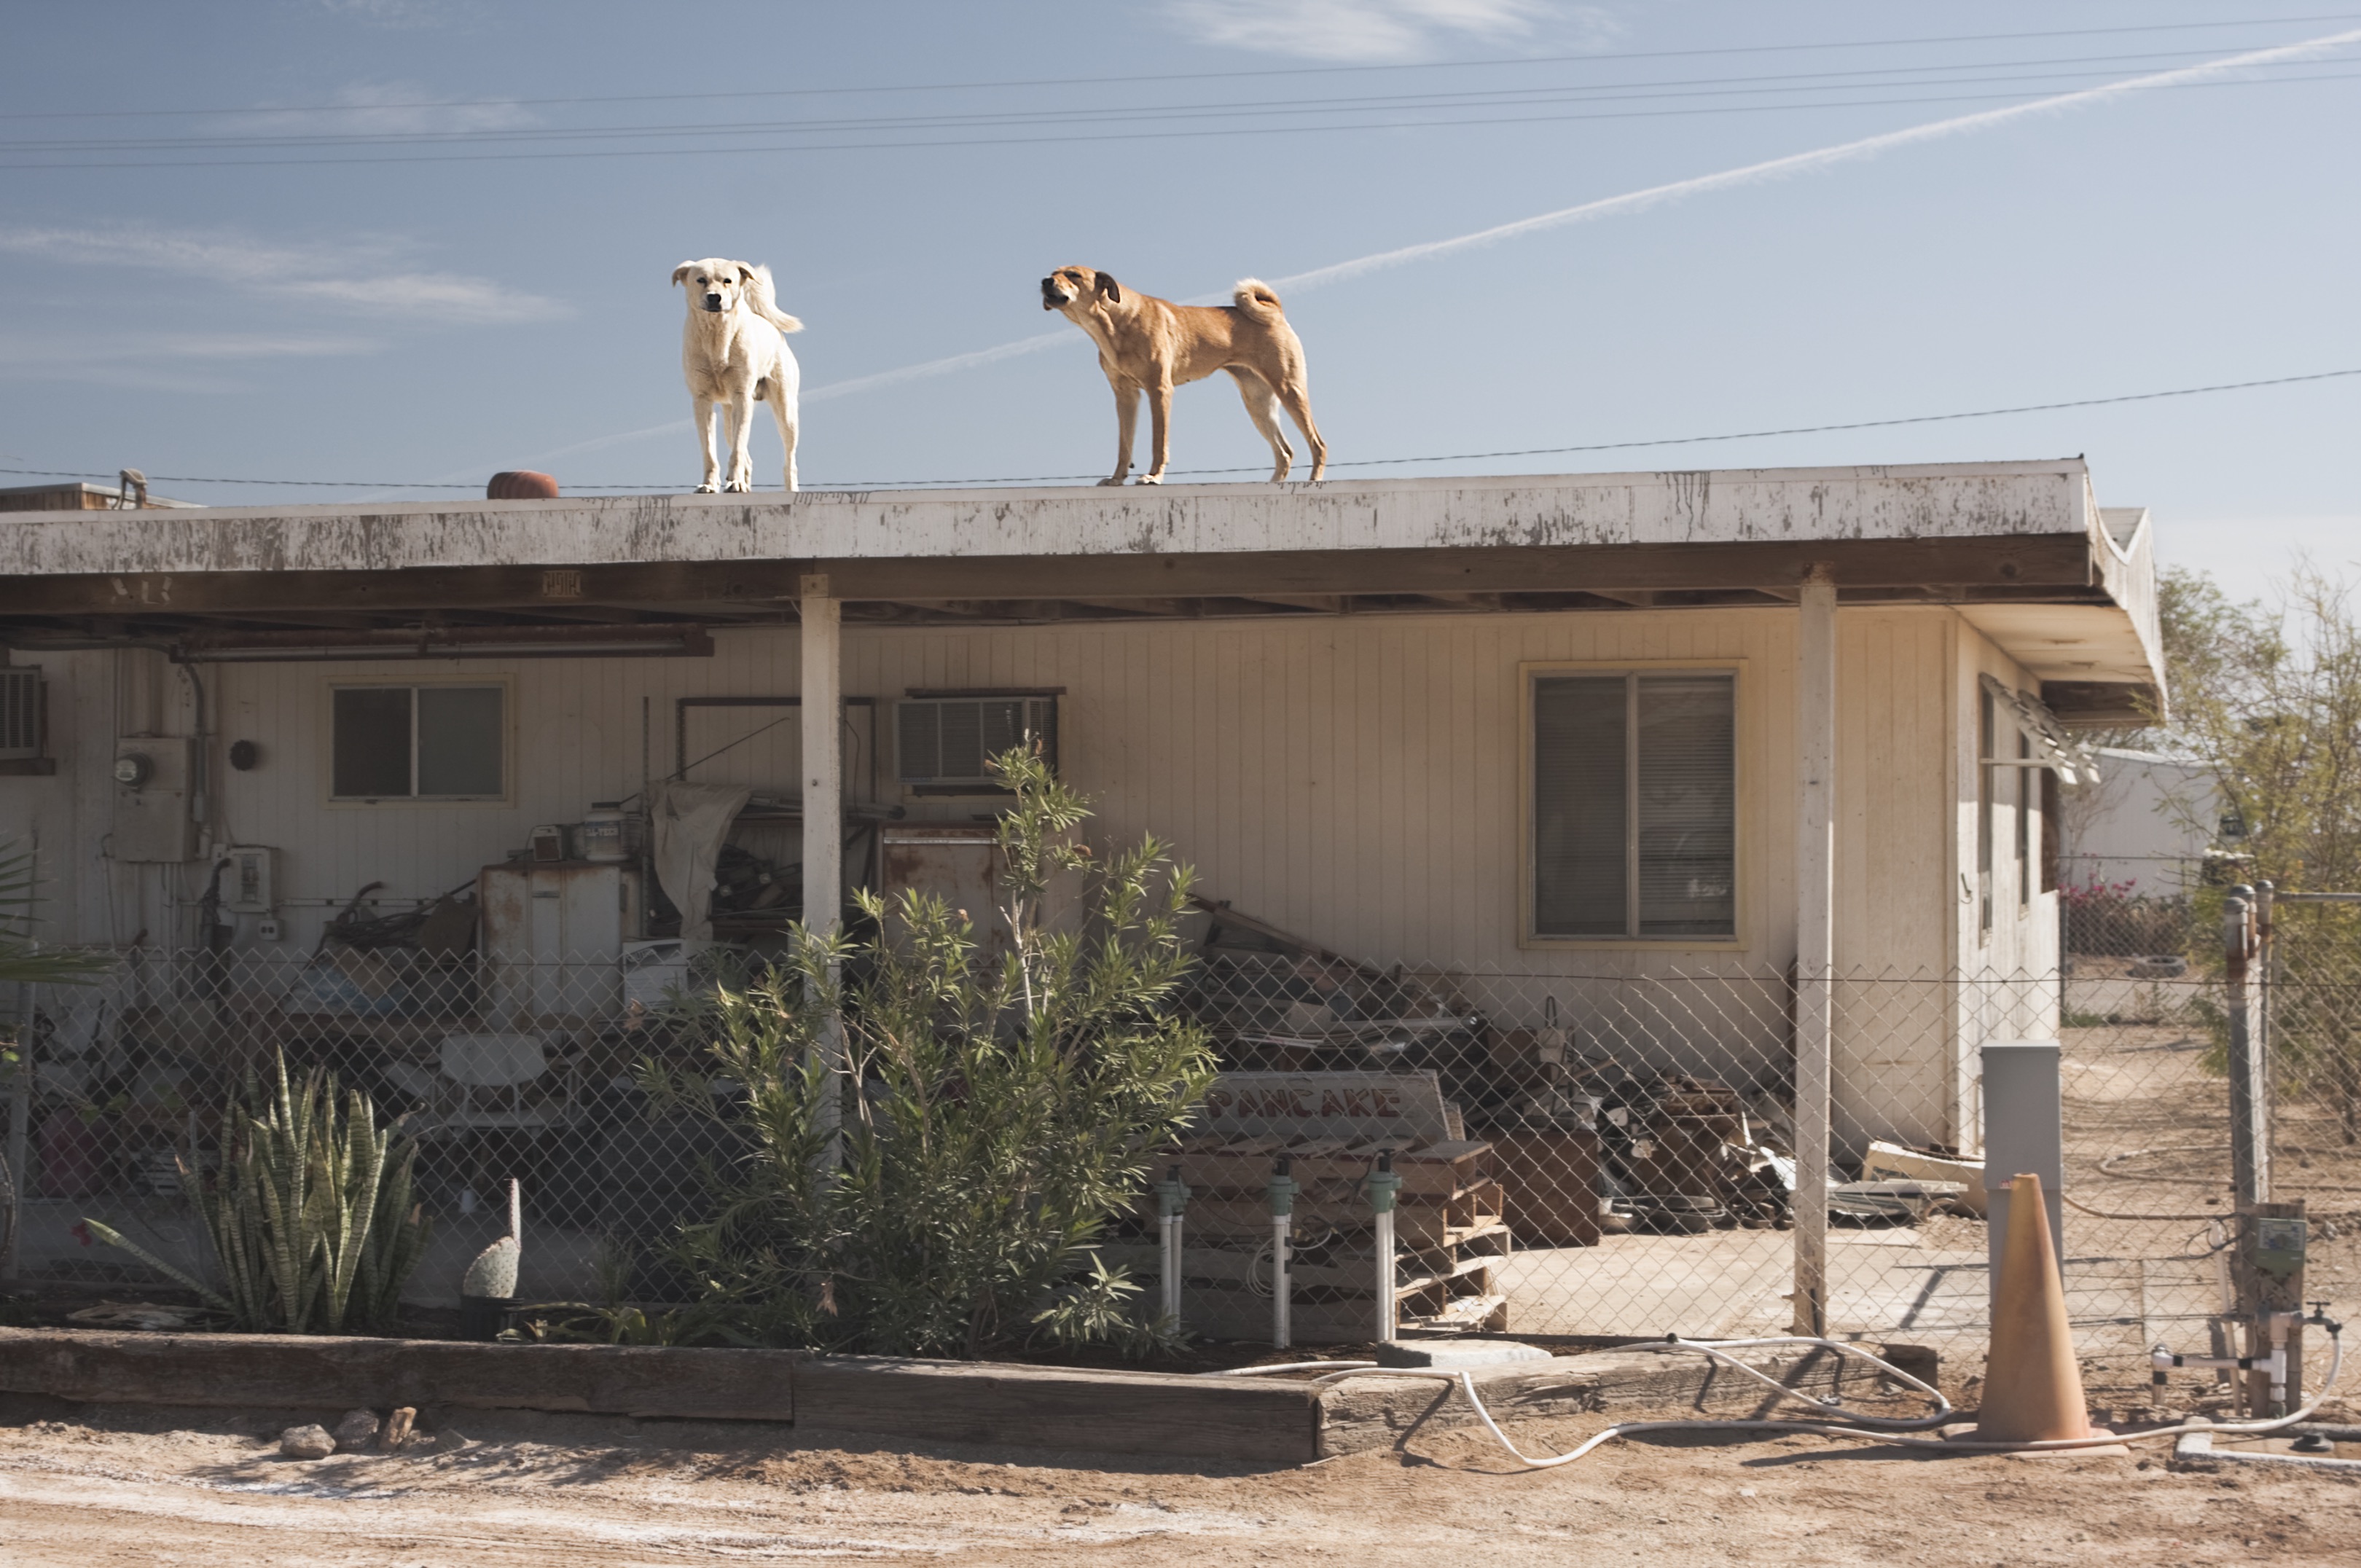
[651,781,751,941]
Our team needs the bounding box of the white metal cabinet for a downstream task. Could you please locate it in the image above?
[478,862,643,1027]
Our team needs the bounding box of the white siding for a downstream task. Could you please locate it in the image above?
[4,605,2010,1148]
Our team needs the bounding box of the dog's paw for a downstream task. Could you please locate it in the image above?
[1097,477,1127,487]
[722,480,749,494]
[1135,474,1164,485]
[694,482,719,493]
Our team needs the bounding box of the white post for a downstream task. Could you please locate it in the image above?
[801,575,845,1158]
[1793,566,1836,1336]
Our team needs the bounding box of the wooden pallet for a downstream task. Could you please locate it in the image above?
[1120,1132,1519,1343]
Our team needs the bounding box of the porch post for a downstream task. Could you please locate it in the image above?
[801,575,845,1160]
[799,574,843,936]
[1793,565,1836,1336]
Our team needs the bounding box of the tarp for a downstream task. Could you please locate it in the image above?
[651,781,752,940]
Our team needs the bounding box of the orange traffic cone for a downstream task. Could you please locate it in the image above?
[1976,1172,2091,1442]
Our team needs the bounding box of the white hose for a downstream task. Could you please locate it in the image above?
[1215,1328,2344,1470]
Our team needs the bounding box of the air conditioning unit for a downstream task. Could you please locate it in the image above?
[895,694,1057,793]
[0,667,41,761]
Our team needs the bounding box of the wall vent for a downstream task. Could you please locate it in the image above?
[0,668,42,761]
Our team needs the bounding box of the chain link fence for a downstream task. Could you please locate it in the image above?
[4,903,2354,1407]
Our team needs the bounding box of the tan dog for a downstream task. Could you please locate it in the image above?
[1040,267,1326,485]
[672,257,802,493]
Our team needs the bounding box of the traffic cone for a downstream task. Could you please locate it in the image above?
[1976,1172,2091,1441]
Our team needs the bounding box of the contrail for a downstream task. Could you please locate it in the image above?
[1266,26,2361,292]
[418,21,2358,490]
[801,23,2360,393]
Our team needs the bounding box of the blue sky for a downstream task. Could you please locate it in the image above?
[1,1,2356,605]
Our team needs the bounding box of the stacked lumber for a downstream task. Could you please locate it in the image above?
[1116,1135,1512,1344]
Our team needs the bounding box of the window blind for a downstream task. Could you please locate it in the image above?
[1532,675,1627,937]
[1532,670,1734,940]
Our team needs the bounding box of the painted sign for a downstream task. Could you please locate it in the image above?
[1193,1070,1452,1142]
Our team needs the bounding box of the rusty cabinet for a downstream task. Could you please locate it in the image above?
[479,861,643,1027]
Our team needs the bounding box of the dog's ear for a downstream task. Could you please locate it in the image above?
[1096,272,1122,304]
[737,264,759,284]
[672,262,696,288]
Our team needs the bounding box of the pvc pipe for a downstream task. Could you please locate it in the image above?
[1155,1163,1189,1329]
[1282,1322,2345,1473]
[1268,1157,1299,1351]
[1366,1151,1402,1345]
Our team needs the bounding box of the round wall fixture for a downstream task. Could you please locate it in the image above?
[228,739,261,771]
[113,753,152,788]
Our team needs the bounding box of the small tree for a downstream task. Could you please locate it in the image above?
[2160,565,2361,1140]
[674,748,1214,1357]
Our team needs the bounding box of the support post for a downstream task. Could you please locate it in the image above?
[2225,887,2267,1208]
[1268,1157,1298,1350]
[1792,566,1836,1336]
[801,576,845,1159]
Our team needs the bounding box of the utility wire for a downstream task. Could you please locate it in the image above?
[8,366,2354,495]
[3,12,2353,120]
[5,48,2341,152]
[7,70,2354,170]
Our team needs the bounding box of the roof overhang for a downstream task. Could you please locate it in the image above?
[0,460,2164,707]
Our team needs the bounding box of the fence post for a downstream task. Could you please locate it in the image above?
[4,982,30,1285]
[2225,887,2268,1207]
[1791,565,1836,1336]
[2255,879,2275,1169]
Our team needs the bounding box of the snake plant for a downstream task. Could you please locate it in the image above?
[88,1056,431,1333]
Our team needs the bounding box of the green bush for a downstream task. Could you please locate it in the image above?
[90,1057,431,1333]
[669,748,1214,1357]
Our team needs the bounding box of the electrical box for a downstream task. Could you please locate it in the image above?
[222,845,276,914]
[113,736,198,862]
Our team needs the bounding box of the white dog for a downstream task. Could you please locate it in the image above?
[673,258,802,493]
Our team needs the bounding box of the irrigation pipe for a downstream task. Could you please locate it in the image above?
[1212,1330,2345,1470]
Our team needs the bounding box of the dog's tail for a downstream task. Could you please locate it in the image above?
[746,263,804,334]
[1232,278,1285,318]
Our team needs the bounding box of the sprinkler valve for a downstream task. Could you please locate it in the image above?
[1267,1156,1299,1218]
[1157,1163,1191,1218]
[1365,1150,1401,1215]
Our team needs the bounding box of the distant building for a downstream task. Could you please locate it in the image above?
[2059,745,2220,896]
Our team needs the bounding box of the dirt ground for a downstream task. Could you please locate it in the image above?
[4,1392,2360,1567]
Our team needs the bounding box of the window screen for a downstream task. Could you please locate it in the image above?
[1532,670,1734,940]
[332,684,504,799]
[896,695,1057,790]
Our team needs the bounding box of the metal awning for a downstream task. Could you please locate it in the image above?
[1981,672,2100,786]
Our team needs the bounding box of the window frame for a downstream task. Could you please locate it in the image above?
[324,676,514,805]
[892,689,1062,798]
[1518,659,1747,951]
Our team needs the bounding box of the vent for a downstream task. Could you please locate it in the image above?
[896,695,1057,792]
[0,668,41,760]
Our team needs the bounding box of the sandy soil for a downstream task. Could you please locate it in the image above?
[4,1393,2360,1567]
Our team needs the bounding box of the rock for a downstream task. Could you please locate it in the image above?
[380,1406,417,1452]
[279,1424,336,1460]
[332,1408,381,1451]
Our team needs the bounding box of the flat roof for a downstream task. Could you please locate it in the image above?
[0,460,2161,705]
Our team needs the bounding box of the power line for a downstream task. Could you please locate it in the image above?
[6,48,2346,157]
[3,13,2352,121]
[7,71,2354,172]
[9,366,2354,495]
